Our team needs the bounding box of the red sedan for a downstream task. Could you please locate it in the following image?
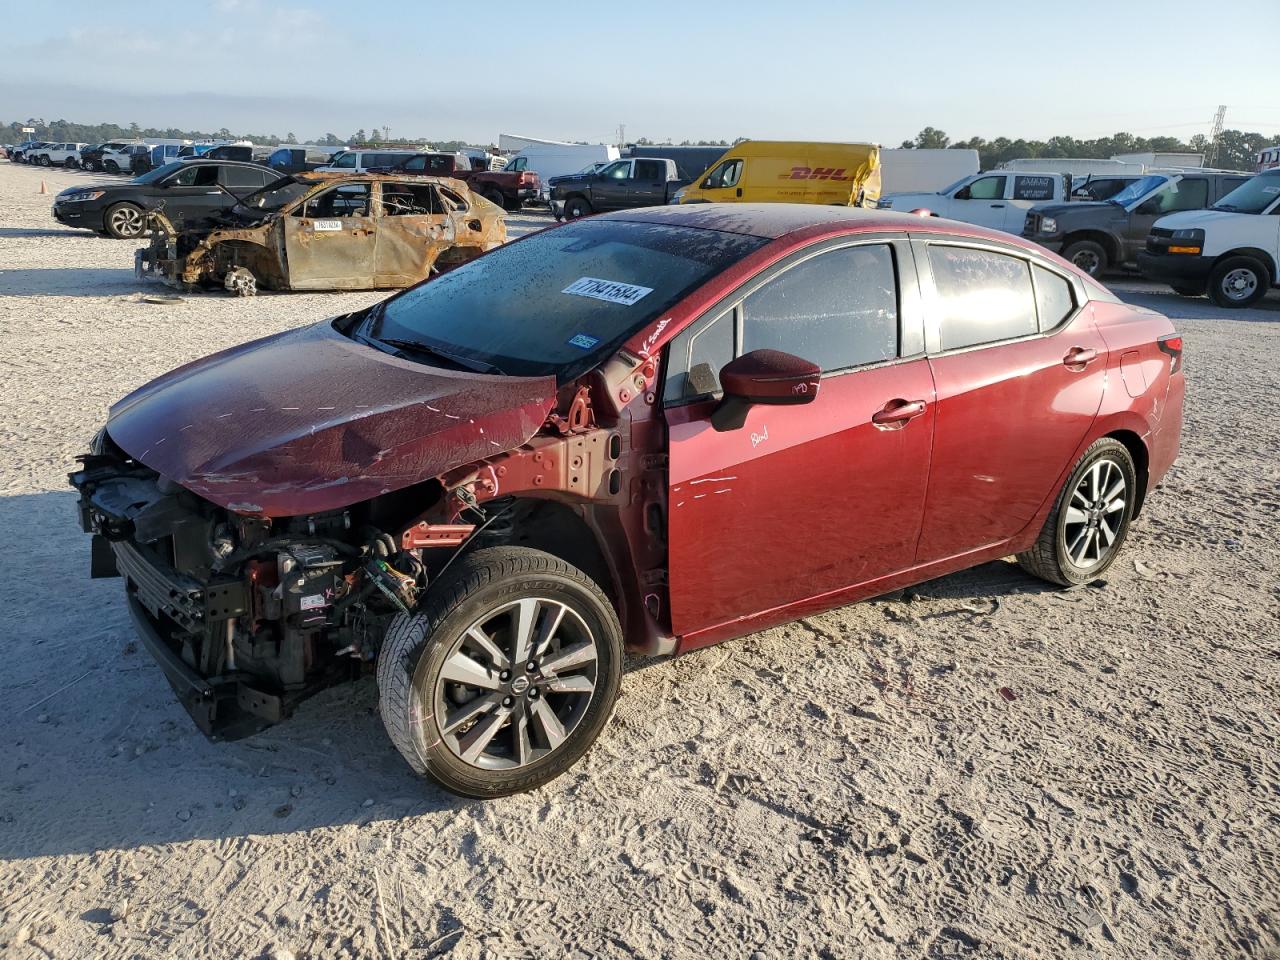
[72,204,1184,797]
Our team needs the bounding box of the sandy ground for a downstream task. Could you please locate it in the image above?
[1,161,1277,960]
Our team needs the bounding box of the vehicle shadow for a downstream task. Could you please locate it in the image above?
[0,227,92,239]
[0,267,145,297]
[0,490,1061,860]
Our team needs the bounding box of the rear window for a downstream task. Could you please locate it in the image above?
[929,246,1037,350]
[373,219,765,382]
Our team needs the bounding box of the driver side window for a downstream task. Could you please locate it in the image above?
[602,161,630,179]
[703,159,743,189]
[167,165,218,187]
[958,176,1006,201]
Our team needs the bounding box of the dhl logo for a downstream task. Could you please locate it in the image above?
[781,166,851,181]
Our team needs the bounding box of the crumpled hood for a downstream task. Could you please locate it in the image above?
[104,320,557,517]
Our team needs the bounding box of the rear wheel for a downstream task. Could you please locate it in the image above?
[482,187,505,208]
[1062,239,1109,277]
[1208,255,1269,308]
[64,157,78,169]
[1017,438,1137,587]
[104,202,145,239]
[377,546,623,798]
[104,160,120,175]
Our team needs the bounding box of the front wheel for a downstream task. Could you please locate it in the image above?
[64,157,78,169]
[1017,438,1137,587]
[104,202,146,239]
[377,546,623,798]
[1062,239,1109,277]
[563,195,593,219]
[104,160,120,175]
[1208,256,1269,308]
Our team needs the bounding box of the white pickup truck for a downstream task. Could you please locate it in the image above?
[1138,169,1280,308]
[878,171,1070,233]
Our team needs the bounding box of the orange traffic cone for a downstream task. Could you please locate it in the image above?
[39,180,47,195]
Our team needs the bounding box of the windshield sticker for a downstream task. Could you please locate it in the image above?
[567,333,601,350]
[1263,186,1280,195]
[562,277,654,306]
[313,220,342,232]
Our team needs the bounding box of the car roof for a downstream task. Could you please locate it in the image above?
[595,203,1033,247]
[178,158,272,168]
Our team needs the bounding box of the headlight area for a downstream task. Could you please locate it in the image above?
[1166,228,1205,255]
[68,441,454,739]
[60,190,106,203]
[1038,217,1058,234]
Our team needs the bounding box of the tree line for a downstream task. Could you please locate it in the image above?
[899,126,1271,172]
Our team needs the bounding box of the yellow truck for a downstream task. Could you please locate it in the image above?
[674,141,881,207]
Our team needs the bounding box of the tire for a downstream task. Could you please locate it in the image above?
[563,195,592,219]
[482,187,505,208]
[1170,282,1203,297]
[103,202,146,239]
[65,157,78,169]
[1208,255,1269,308]
[1062,239,1109,277]
[104,160,120,175]
[1017,438,1138,587]
[377,546,623,798]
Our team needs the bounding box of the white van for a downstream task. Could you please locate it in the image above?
[879,170,1070,233]
[317,149,421,174]
[505,143,619,200]
[1139,170,1279,308]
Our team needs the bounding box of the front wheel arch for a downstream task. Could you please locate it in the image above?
[1061,231,1120,272]
[1214,248,1277,286]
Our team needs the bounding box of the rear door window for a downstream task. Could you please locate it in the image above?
[1013,175,1055,201]
[740,243,899,372]
[928,245,1037,350]
[634,159,664,180]
[1032,264,1075,331]
[221,166,272,188]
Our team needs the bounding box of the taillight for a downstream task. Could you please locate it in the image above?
[1158,334,1183,374]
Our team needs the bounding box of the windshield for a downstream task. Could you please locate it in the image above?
[369,219,766,382]
[937,175,974,196]
[1212,173,1279,214]
[133,161,187,185]
[1108,175,1170,207]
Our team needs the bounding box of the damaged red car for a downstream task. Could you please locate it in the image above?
[72,205,1184,797]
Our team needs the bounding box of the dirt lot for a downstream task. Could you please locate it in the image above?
[1,161,1277,960]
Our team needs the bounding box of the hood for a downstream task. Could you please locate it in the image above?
[1032,200,1120,220]
[1152,208,1243,230]
[104,320,557,517]
[56,182,119,199]
[548,173,591,186]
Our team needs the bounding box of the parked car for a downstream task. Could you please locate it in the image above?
[504,143,619,200]
[13,141,51,163]
[1138,169,1280,307]
[30,142,88,167]
[372,152,539,210]
[72,204,1184,797]
[100,143,151,175]
[136,172,506,295]
[316,149,423,174]
[51,159,286,238]
[674,141,880,207]
[1022,171,1253,276]
[81,142,130,172]
[549,157,686,219]
[879,171,1072,232]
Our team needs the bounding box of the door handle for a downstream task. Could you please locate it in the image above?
[990,203,1005,208]
[1062,346,1098,369]
[871,399,927,428]
[736,187,743,197]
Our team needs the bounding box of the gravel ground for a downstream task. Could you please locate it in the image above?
[1,162,1277,960]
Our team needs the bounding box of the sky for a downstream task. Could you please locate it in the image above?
[2,0,1278,147]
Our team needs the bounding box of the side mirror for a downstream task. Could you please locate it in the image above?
[711,349,821,432]
[954,186,971,200]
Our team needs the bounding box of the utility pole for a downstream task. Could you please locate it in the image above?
[617,123,625,147]
[1207,104,1226,166]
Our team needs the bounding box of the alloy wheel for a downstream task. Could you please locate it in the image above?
[109,206,143,236]
[433,597,599,771]
[1063,458,1127,569]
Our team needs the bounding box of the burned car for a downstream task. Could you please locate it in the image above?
[136,172,507,296]
[74,205,1183,798]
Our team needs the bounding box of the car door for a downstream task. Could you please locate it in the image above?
[948,174,1010,229]
[1007,174,1057,232]
[627,159,670,206]
[219,164,275,200]
[591,160,632,210]
[280,181,376,289]
[373,181,456,286]
[911,237,1107,565]
[154,164,230,223]
[664,238,935,648]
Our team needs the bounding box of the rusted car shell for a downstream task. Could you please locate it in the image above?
[137,173,507,294]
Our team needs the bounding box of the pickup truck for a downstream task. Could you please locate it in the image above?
[878,171,1071,233]
[30,142,88,167]
[549,157,685,219]
[373,152,538,211]
[1022,171,1253,276]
